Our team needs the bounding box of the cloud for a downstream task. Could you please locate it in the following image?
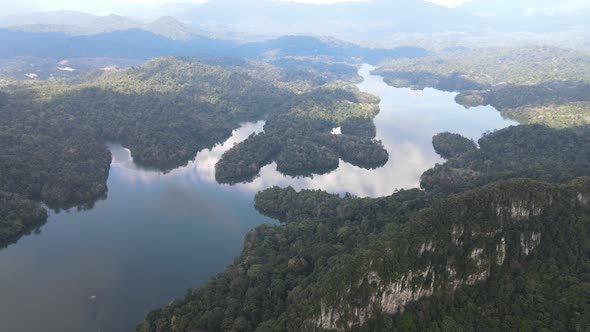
[520,0,590,15]
[123,0,207,7]
[2,0,474,14]
[274,0,371,3]
[424,0,471,8]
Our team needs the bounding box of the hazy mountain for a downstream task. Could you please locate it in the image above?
[0,1,483,40]
[0,28,429,63]
[145,16,197,40]
[0,11,201,40]
[174,0,478,36]
[2,1,589,47]
[159,0,590,39]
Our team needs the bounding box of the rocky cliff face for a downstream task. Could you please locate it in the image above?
[312,178,590,331]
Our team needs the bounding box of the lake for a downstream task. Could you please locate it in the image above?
[0,64,516,332]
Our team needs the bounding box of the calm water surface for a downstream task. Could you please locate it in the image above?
[0,64,516,332]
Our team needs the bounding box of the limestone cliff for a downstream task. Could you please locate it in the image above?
[310,178,590,331]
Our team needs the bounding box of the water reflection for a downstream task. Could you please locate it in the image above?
[242,64,515,197]
[111,64,515,197]
[0,64,517,332]
[0,123,272,332]
[242,65,516,197]
[107,121,265,186]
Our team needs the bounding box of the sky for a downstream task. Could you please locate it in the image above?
[1,0,589,16]
[1,0,468,15]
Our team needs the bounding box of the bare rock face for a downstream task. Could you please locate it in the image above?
[520,232,542,256]
[578,192,589,205]
[496,237,507,266]
[311,179,589,331]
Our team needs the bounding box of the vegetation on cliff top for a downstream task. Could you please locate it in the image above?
[137,125,590,332]
[138,177,590,331]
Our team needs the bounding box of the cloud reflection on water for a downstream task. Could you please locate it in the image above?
[108,64,516,198]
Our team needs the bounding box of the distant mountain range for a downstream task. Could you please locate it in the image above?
[0,12,203,40]
[0,28,429,63]
[1,0,588,44]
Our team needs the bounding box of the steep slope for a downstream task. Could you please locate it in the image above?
[302,178,590,331]
[137,125,590,331]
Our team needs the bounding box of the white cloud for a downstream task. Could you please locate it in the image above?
[122,0,207,7]
[274,0,371,3]
[1,0,479,14]
[424,0,472,8]
[521,0,590,15]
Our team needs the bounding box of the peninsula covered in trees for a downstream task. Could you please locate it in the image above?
[431,132,477,159]
[213,82,388,184]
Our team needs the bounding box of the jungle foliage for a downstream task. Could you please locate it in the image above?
[215,93,387,183]
[0,191,48,248]
[375,47,590,128]
[0,56,380,243]
[421,125,590,194]
[138,125,590,332]
[431,132,477,159]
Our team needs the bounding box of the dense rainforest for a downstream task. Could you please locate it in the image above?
[2,41,589,331]
[431,132,477,159]
[215,113,388,183]
[0,191,48,248]
[138,124,590,332]
[421,125,590,194]
[0,56,382,244]
[374,46,590,128]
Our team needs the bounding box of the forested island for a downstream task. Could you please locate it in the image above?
[138,124,590,331]
[374,46,590,128]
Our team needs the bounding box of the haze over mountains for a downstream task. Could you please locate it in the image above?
[1,0,589,48]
